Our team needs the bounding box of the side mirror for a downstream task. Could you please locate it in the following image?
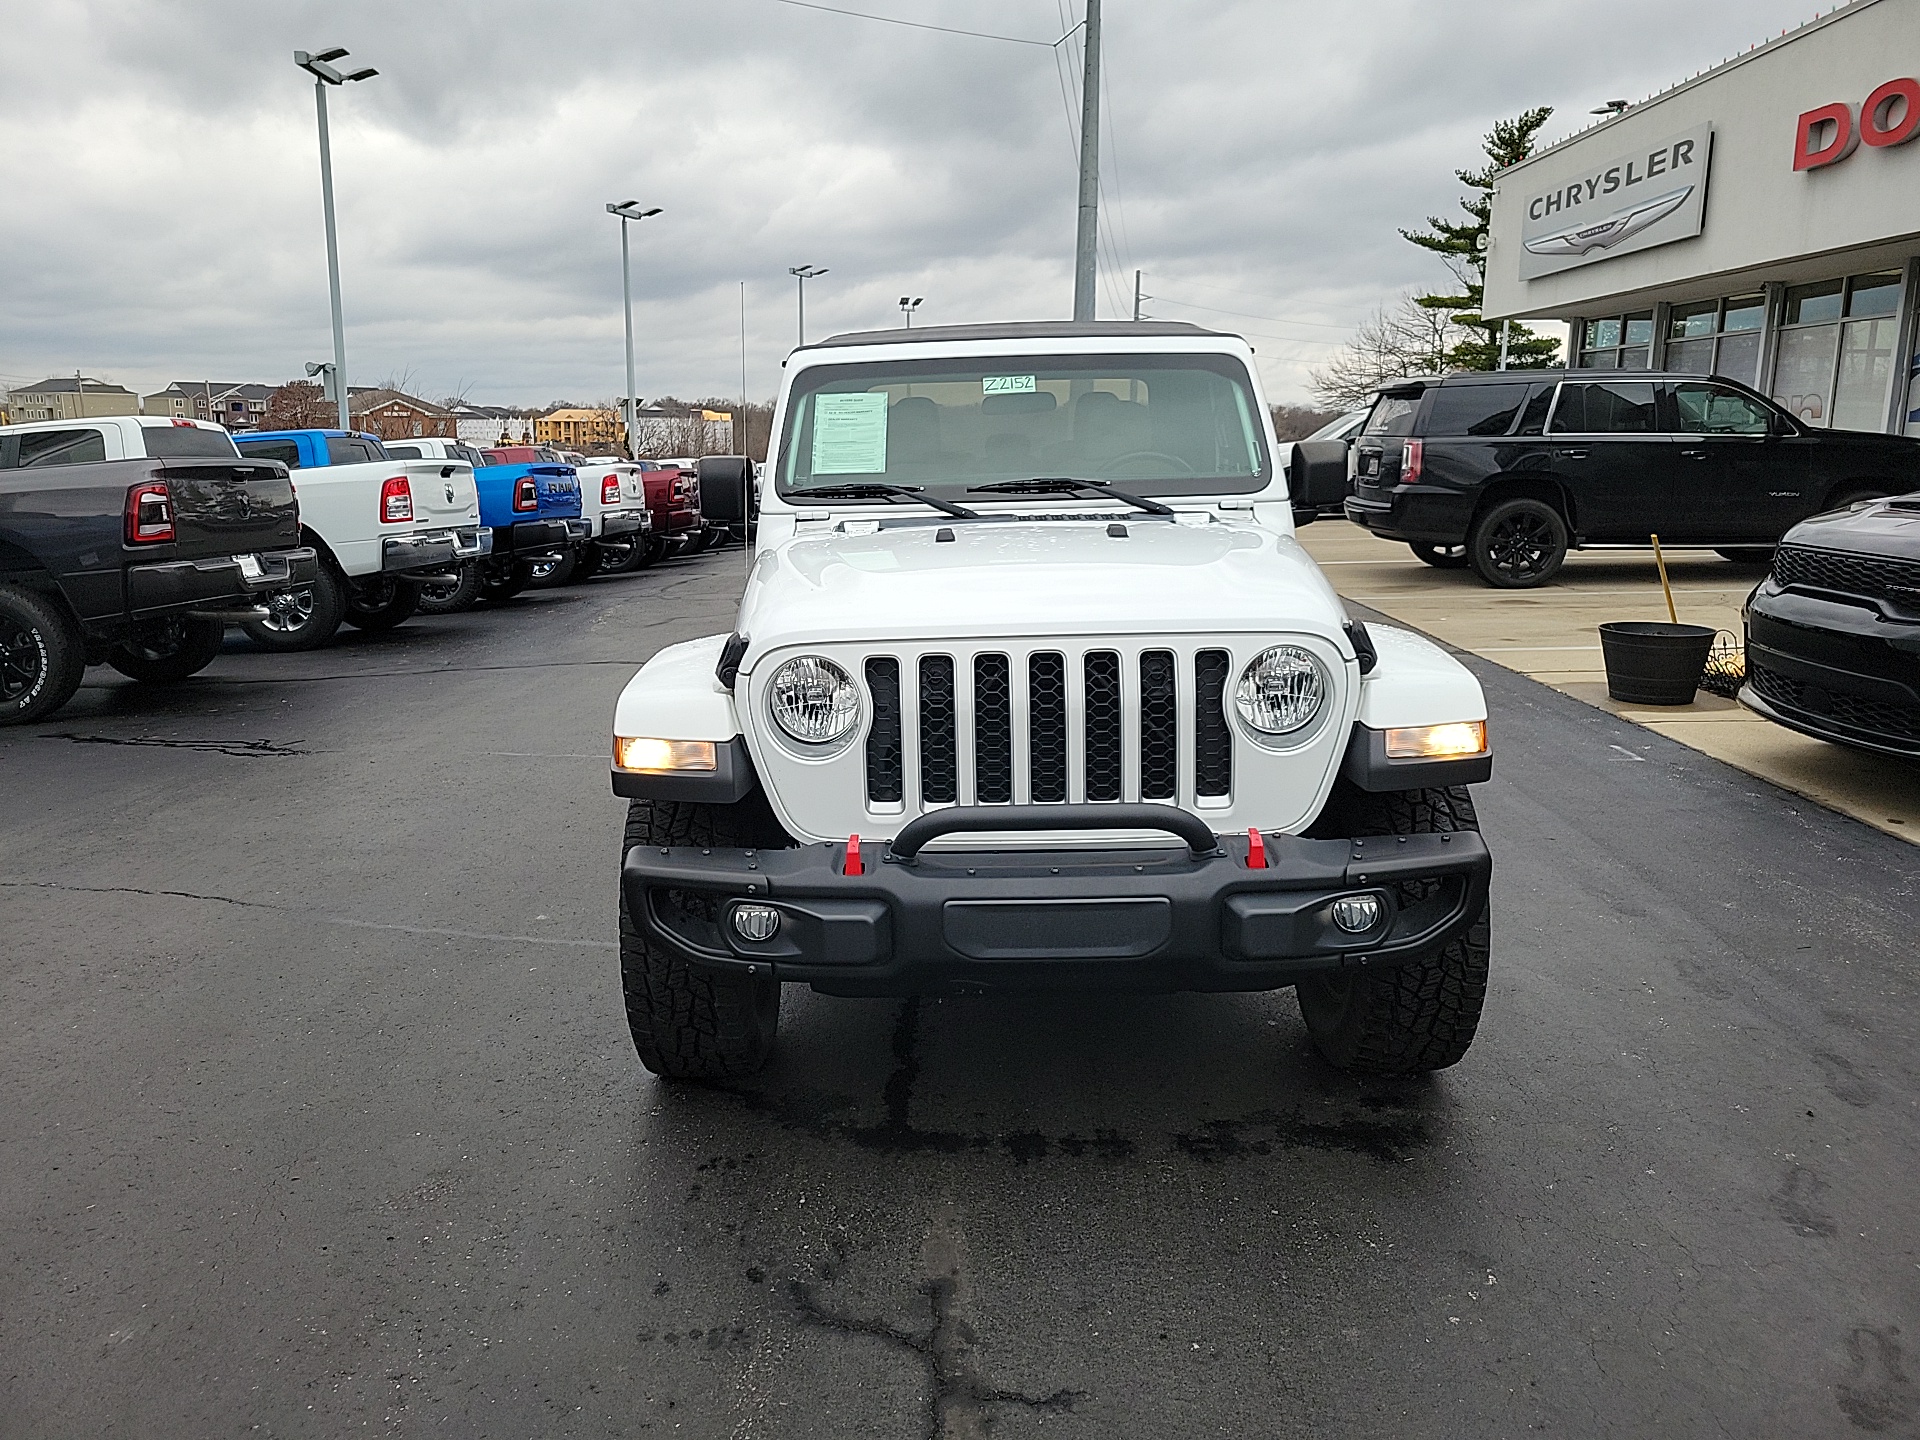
[696,455,751,523]
[1289,440,1352,511]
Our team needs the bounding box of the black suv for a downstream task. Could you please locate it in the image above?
[1343,370,1920,588]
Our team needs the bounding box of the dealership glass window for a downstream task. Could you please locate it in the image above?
[1575,311,1654,369]
[1664,294,1764,385]
[1770,271,1906,429]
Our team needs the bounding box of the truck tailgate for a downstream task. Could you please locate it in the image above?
[399,460,480,528]
[160,460,301,559]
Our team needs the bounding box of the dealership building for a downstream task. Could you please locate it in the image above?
[1483,0,1920,436]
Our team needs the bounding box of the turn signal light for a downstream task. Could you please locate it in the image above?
[1384,720,1487,759]
[602,475,622,505]
[1401,438,1424,484]
[613,736,717,772]
[513,476,539,512]
[125,482,175,544]
[380,476,413,523]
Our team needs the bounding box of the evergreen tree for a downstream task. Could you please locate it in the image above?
[1403,107,1562,371]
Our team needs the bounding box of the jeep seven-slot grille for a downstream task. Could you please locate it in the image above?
[1774,544,1920,607]
[864,648,1230,807]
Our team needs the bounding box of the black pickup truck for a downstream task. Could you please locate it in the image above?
[0,417,318,724]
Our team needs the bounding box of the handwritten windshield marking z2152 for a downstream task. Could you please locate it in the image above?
[777,352,1270,505]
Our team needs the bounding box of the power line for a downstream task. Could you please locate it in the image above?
[771,0,1075,47]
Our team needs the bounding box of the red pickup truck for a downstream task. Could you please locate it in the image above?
[635,462,707,560]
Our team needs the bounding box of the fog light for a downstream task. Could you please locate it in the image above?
[731,903,781,942]
[1331,894,1383,934]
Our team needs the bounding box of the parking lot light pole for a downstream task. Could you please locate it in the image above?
[899,296,923,328]
[789,265,827,347]
[607,202,663,460]
[294,48,378,431]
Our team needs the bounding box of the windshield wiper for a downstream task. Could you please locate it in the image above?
[966,477,1175,517]
[798,482,979,519]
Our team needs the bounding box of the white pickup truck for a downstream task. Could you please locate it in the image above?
[567,459,654,578]
[609,320,1496,1083]
[232,429,486,648]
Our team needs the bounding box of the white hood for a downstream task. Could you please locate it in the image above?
[735,516,1353,664]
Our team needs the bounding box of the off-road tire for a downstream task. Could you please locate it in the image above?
[618,793,794,1080]
[1715,547,1774,565]
[341,576,421,631]
[240,564,347,651]
[1409,541,1469,569]
[0,584,86,725]
[415,564,482,614]
[106,615,225,683]
[1296,782,1490,1076]
[1467,497,1568,589]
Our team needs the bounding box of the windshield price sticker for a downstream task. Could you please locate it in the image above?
[982,375,1037,395]
[810,392,890,475]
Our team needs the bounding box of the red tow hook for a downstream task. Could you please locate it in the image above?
[844,833,863,876]
[1246,828,1267,870]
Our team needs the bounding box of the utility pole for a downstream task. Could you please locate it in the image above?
[1071,0,1102,322]
[1133,269,1143,322]
[1498,319,1511,370]
[295,49,377,431]
[607,201,663,459]
[789,265,827,347]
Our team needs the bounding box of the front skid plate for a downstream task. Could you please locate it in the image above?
[621,830,1490,997]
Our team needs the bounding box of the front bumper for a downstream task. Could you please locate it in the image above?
[382,527,491,575]
[126,545,321,620]
[1742,586,1920,757]
[620,808,1490,998]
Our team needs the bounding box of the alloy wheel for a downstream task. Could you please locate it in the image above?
[1486,512,1557,581]
[259,588,315,634]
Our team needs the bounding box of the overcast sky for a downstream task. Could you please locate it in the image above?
[0,0,1828,410]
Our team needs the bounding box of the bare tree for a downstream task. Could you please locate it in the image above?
[1309,293,1459,410]
[1270,403,1345,440]
[263,381,335,429]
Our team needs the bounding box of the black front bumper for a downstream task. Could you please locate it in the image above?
[1742,584,1920,757]
[620,811,1490,998]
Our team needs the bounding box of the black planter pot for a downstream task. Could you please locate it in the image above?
[1599,621,1717,705]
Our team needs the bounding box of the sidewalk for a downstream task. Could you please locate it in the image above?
[1297,519,1920,845]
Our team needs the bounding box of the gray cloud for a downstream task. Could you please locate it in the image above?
[0,0,1819,408]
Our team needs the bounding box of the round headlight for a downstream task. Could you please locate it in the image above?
[768,655,860,745]
[1234,645,1326,735]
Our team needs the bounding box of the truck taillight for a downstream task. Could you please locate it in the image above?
[380,476,414,523]
[514,477,539,512]
[1401,439,1424,484]
[602,476,622,505]
[125,482,175,544]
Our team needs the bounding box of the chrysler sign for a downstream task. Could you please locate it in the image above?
[1517,125,1713,279]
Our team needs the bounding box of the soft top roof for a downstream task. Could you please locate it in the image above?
[802,319,1229,350]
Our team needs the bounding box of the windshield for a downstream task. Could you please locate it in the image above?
[776,353,1269,501]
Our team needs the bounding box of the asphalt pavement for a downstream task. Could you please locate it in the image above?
[4,546,1919,1439]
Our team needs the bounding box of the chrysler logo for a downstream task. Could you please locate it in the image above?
[1524,185,1694,258]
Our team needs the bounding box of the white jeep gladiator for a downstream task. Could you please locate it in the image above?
[610,321,1493,1080]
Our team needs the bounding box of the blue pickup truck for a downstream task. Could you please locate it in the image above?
[381,439,586,605]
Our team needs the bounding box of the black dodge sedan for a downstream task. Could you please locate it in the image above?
[1742,494,1920,758]
[1345,370,1920,587]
